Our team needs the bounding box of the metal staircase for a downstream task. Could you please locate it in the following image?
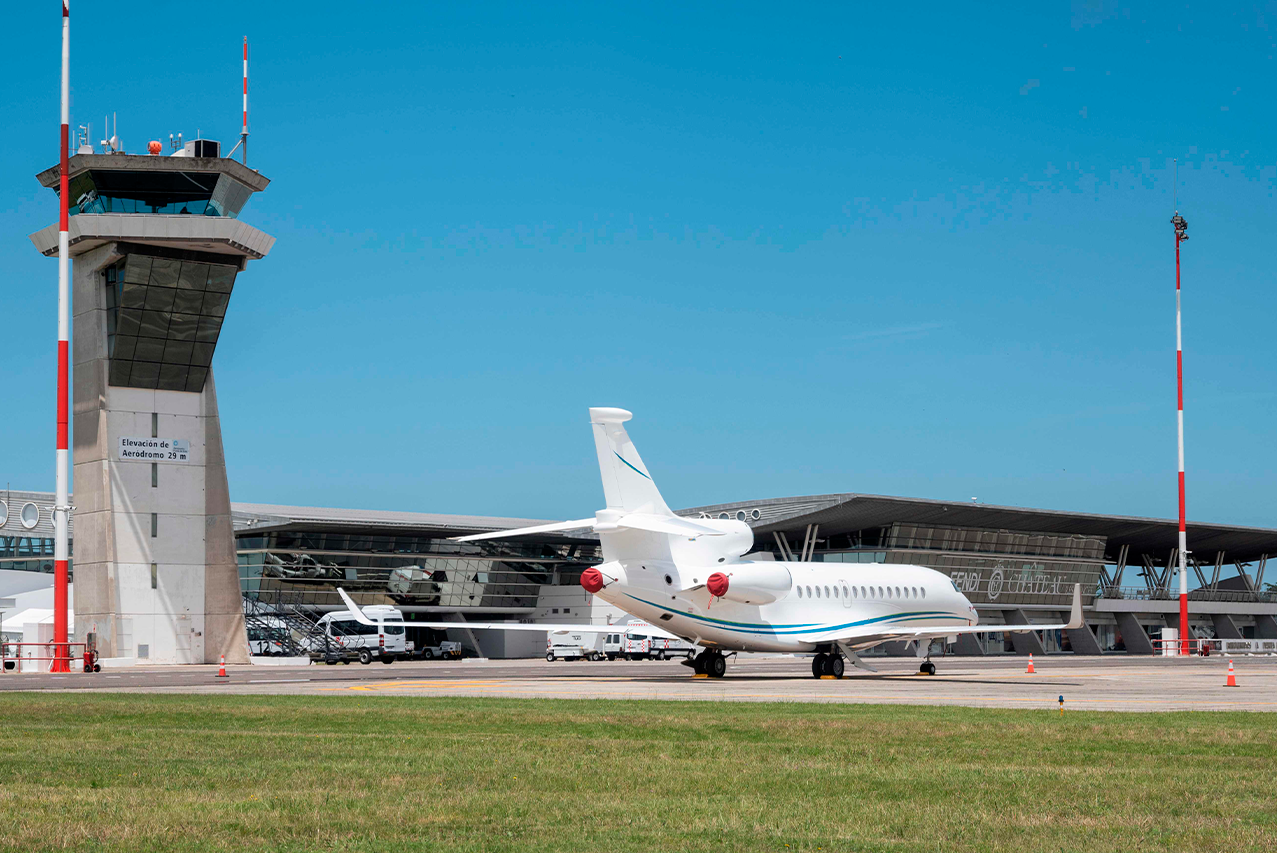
[243,593,346,660]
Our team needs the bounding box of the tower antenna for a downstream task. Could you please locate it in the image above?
[241,37,248,165]
[228,37,249,164]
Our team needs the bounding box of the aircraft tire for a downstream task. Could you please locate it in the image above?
[828,656,845,678]
[920,661,936,676]
[812,653,827,679]
[692,652,707,675]
[706,654,727,679]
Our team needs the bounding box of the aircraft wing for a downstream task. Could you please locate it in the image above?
[335,588,682,640]
[451,512,725,543]
[604,513,725,537]
[794,584,1085,646]
[452,518,596,543]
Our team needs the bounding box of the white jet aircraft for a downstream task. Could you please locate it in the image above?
[338,407,1082,679]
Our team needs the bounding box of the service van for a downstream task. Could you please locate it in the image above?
[314,604,409,664]
[605,622,695,660]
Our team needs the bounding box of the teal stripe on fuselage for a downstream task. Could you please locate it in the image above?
[622,593,964,637]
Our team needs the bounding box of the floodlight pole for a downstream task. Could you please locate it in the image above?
[52,0,71,672]
[1172,209,1189,657]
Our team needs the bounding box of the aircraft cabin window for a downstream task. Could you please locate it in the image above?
[879,587,885,598]
[911,587,918,598]
[833,586,839,598]
[797,586,803,598]
[807,586,813,597]
[815,587,821,598]
[824,586,831,598]
[894,587,901,598]
[921,588,926,599]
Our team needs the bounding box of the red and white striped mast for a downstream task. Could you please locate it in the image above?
[52,0,72,672]
[1171,199,1190,657]
[241,36,248,165]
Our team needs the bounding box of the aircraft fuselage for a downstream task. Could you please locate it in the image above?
[593,560,978,653]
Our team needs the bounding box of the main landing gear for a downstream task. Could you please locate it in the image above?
[690,650,727,678]
[811,652,845,679]
[919,660,936,676]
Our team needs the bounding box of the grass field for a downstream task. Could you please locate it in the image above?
[0,694,1274,852]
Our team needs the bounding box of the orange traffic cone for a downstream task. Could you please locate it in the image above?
[1026,654,1035,674]
[216,654,228,679]
[1225,659,1237,688]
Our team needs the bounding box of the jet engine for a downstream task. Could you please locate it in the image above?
[705,562,793,605]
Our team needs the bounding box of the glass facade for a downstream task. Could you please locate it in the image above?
[237,529,600,614]
[805,522,1104,610]
[65,168,251,218]
[105,254,238,392]
[0,535,71,576]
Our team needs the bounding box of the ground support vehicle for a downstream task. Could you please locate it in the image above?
[419,641,464,660]
[546,632,603,661]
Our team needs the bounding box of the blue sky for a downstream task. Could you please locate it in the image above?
[3,2,1274,525]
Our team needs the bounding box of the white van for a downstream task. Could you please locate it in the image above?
[315,605,409,664]
[605,622,696,661]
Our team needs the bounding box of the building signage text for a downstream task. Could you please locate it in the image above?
[118,437,190,463]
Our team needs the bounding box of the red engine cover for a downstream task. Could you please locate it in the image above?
[580,567,605,593]
[706,572,729,598]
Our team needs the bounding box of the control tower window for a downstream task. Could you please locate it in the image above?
[65,169,251,218]
[105,254,239,392]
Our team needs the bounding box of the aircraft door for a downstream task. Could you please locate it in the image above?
[841,582,851,608]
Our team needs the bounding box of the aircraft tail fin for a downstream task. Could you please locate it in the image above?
[590,408,672,516]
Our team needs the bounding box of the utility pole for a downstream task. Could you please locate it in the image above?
[51,0,72,672]
[1171,207,1190,656]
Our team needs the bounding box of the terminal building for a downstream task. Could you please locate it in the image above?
[5,487,1275,658]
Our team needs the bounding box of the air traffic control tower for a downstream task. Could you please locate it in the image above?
[30,144,273,664]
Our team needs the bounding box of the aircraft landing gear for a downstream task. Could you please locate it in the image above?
[919,660,936,676]
[812,652,845,678]
[692,650,726,678]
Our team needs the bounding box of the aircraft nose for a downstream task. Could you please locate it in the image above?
[580,567,605,594]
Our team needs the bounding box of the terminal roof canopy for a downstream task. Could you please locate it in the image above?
[683,493,1277,566]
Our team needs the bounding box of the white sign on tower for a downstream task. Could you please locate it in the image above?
[118,437,190,462]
